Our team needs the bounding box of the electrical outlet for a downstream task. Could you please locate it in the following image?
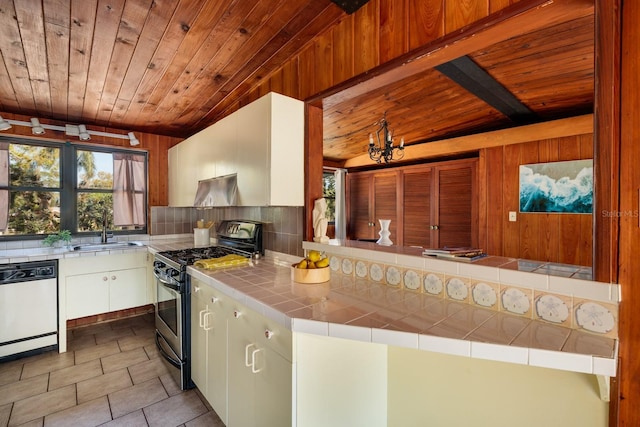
[509,211,517,222]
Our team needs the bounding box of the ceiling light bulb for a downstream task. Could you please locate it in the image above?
[0,116,11,131]
[30,118,45,135]
[78,124,91,141]
[128,132,140,146]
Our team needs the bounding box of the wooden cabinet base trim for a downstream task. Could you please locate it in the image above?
[66,304,154,329]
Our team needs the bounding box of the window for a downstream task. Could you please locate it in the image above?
[0,138,147,238]
[322,171,336,223]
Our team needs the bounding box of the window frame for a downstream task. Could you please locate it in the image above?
[1,136,148,240]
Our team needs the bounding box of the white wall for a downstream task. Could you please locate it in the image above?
[388,346,608,427]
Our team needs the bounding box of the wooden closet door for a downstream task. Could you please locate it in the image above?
[348,174,374,240]
[402,169,433,247]
[373,173,398,241]
[436,163,475,248]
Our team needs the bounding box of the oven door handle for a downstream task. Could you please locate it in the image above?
[154,273,181,292]
[155,331,182,369]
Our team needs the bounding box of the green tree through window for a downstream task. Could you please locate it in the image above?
[323,171,336,223]
[1,139,147,238]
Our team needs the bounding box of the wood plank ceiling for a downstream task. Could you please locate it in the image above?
[0,0,343,136]
[322,13,594,162]
[0,0,593,165]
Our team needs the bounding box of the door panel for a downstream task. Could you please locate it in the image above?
[348,174,374,240]
[403,170,432,247]
[438,166,474,247]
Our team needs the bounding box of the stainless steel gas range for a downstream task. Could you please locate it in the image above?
[152,220,264,390]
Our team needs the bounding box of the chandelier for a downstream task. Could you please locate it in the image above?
[368,114,404,164]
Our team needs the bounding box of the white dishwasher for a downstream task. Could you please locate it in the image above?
[0,260,58,360]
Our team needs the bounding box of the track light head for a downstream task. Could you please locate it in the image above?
[0,116,11,131]
[128,132,140,146]
[30,118,45,135]
[78,124,91,141]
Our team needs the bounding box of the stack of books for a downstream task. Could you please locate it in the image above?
[422,247,487,262]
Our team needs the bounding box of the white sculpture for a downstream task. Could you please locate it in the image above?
[312,197,330,243]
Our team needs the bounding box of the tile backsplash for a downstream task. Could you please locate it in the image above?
[150,206,304,257]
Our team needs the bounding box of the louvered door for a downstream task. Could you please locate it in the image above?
[347,171,398,241]
[403,169,433,247]
[436,163,475,247]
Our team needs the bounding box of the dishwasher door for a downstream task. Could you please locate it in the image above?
[0,266,58,359]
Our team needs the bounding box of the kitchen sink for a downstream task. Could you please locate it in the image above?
[72,241,145,251]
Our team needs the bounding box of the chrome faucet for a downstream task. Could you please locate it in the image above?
[101,209,110,243]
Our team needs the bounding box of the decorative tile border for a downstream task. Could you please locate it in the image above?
[317,249,618,339]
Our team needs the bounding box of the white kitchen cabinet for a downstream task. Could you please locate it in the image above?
[235,92,304,206]
[190,278,292,427]
[168,137,208,207]
[190,279,230,424]
[63,252,149,320]
[168,92,303,207]
[227,302,292,427]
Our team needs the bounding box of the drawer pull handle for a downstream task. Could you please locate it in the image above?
[264,329,273,339]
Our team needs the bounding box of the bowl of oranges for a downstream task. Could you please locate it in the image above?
[291,250,330,283]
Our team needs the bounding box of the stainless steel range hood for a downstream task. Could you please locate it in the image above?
[193,174,238,207]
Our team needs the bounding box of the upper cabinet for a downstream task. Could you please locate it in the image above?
[168,92,304,207]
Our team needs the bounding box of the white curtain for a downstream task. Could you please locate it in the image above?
[334,168,347,240]
[113,153,145,226]
[0,142,8,231]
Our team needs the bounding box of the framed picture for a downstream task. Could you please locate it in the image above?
[519,159,593,214]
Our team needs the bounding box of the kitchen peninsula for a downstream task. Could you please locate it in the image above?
[187,239,616,427]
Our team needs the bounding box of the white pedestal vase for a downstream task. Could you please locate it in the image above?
[376,219,393,246]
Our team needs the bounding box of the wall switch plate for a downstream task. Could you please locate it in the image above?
[509,211,517,222]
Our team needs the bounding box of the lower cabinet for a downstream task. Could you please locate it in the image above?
[190,277,292,427]
[64,252,148,319]
[227,304,292,427]
[190,280,229,424]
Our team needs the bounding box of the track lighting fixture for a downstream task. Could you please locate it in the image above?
[0,116,11,131]
[77,124,91,141]
[30,118,45,135]
[0,117,140,145]
[128,132,140,146]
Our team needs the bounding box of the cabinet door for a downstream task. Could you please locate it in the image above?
[436,163,475,247]
[167,146,180,207]
[254,346,292,426]
[66,273,109,319]
[190,283,209,394]
[227,308,256,427]
[403,168,433,247]
[206,291,229,424]
[235,95,270,206]
[109,267,147,312]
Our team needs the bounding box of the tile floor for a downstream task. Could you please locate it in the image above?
[0,314,225,427]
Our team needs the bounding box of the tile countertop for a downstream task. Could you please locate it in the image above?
[188,247,618,380]
[0,236,617,379]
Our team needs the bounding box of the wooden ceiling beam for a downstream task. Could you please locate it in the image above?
[313,0,594,110]
[435,55,536,124]
[343,114,593,168]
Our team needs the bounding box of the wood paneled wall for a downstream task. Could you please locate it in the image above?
[0,111,181,212]
[478,134,593,265]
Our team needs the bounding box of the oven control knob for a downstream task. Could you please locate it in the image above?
[264,329,274,339]
[233,310,241,318]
